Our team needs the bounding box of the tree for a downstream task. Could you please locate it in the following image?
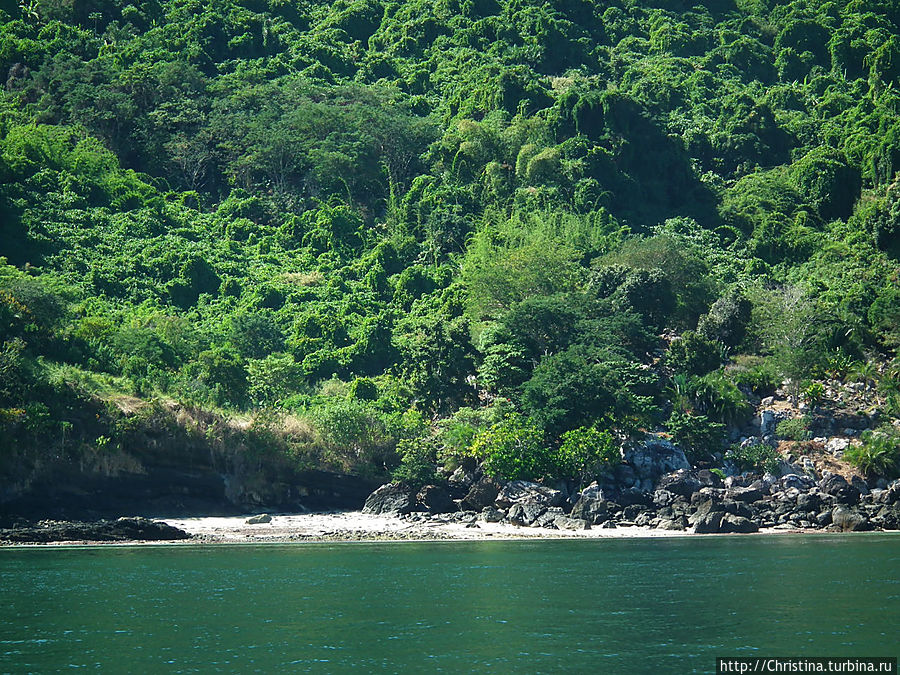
[752,285,828,406]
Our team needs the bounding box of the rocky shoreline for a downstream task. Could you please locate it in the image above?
[360,469,900,536]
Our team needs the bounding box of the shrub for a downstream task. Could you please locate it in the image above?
[802,381,826,408]
[468,413,548,480]
[725,442,780,474]
[728,357,779,397]
[775,416,811,441]
[555,426,620,482]
[391,437,440,487]
[666,410,725,464]
[665,331,723,377]
[691,371,753,426]
[844,429,900,479]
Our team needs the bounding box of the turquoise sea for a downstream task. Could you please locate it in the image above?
[2,534,898,673]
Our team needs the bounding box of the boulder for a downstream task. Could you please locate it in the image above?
[362,483,415,515]
[796,492,823,512]
[876,479,900,505]
[720,514,759,533]
[818,474,860,505]
[416,485,456,514]
[507,502,546,526]
[479,507,506,523]
[624,435,691,484]
[570,494,611,524]
[831,505,870,532]
[533,507,565,528]
[825,438,850,455]
[0,518,191,543]
[245,514,272,525]
[693,510,725,533]
[448,466,476,490]
[461,478,502,511]
[657,470,703,497]
[496,480,565,508]
[726,486,764,503]
[874,503,900,530]
[615,487,653,506]
[553,515,591,531]
[656,517,687,531]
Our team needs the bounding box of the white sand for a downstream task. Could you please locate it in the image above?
[161,511,699,543]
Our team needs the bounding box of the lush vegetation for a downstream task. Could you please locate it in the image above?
[2,0,900,485]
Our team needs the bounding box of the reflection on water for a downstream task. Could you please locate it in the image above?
[1,534,898,673]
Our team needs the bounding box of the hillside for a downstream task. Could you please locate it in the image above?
[1,0,900,513]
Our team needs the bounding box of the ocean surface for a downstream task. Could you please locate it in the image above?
[2,534,898,673]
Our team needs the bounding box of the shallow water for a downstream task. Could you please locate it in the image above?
[2,534,898,673]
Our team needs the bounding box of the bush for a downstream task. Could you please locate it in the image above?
[690,371,753,426]
[844,429,900,479]
[391,437,440,487]
[775,416,811,441]
[666,410,725,464]
[665,331,723,377]
[554,426,620,483]
[802,381,826,408]
[468,413,548,480]
[728,357,779,397]
[725,442,780,474]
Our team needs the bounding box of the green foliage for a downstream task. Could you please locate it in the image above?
[666,410,725,464]
[844,428,900,479]
[775,416,812,442]
[725,442,780,474]
[2,0,900,485]
[391,437,440,487]
[802,381,826,408]
[665,331,723,377]
[555,426,620,483]
[468,413,547,481]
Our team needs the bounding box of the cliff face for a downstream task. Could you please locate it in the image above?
[0,399,381,524]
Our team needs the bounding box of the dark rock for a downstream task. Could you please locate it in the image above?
[726,486,764,503]
[693,510,725,533]
[416,485,456,514]
[796,492,822,512]
[495,480,564,508]
[245,513,272,524]
[623,435,690,489]
[461,478,502,511]
[600,521,617,529]
[570,495,610,525]
[0,517,191,543]
[874,503,900,530]
[850,476,870,495]
[818,474,860,505]
[507,502,547,526]
[479,507,505,523]
[553,515,591,531]
[657,517,687,531]
[448,466,476,490]
[720,514,759,533]
[877,479,900,504]
[831,505,870,532]
[531,507,564,528]
[657,470,703,497]
[615,487,652,506]
[722,500,753,519]
[695,469,724,488]
[652,489,675,507]
[362,483,415,515]
[622,504,645,521]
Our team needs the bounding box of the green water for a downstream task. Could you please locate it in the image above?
[1,535,898,673]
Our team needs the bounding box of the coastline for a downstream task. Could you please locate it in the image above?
[4,510,883,547]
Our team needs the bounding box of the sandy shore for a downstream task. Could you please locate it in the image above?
[159,511,714,543]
